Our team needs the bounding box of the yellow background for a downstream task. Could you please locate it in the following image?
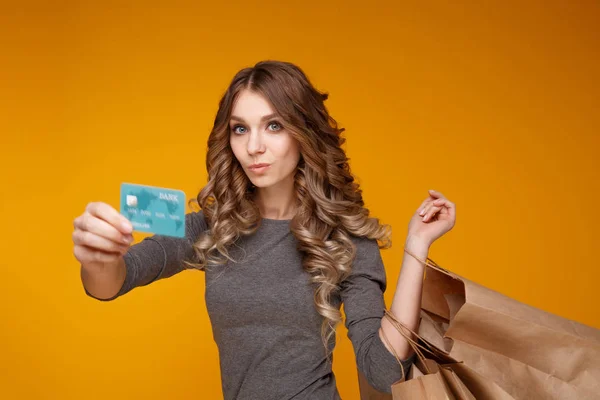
[1,1,599,398]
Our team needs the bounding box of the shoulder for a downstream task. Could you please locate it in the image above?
[347,234,385,273]
[349,234,382,258]
[342,234,387,289]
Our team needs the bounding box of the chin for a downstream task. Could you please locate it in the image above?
[248,176,278,189]
[250,181,272,188]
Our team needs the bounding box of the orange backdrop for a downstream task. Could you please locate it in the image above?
[1,1,599,399]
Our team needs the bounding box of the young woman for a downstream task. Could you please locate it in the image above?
[72,60,456,399]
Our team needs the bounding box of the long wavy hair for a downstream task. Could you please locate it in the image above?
[185,60,391,356]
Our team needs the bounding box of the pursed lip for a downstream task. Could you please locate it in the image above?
[249,163,271,169]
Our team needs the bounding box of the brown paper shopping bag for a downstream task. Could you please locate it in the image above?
[375,310,477,399]
[358,318,515,400]
[392,358,477,400]
[358,351,475,399]
[357,310,514,400]
[357,361,464,400]
[409,250,600,400]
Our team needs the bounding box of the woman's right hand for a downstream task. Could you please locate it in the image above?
[72,202,134,266]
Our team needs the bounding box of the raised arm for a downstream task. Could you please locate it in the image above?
[73,203,208,301]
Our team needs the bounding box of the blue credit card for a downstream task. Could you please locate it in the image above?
[120,182,186,238]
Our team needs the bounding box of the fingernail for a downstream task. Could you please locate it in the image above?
[419,210,425,216]
[122,222,132,232]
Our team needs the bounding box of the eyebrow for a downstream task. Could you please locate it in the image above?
[230,113,280,123]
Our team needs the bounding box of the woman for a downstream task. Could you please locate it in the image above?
[73,60,456,399]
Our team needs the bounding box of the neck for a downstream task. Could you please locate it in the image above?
[253,180,296,220]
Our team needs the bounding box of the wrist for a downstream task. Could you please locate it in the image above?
[404,236,430,255]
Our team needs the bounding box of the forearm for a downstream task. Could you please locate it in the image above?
[379,236,428,360]
[81,257,127,300]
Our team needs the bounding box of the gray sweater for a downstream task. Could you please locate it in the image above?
[85,211,414,399]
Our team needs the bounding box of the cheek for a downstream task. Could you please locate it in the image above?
[229,137,243,160]
[288,139,301,163]
[279,138,301,169]
[276,136,299,158]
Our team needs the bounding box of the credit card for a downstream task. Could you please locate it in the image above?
[120,182,186,238]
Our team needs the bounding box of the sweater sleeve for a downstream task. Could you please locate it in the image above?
[339,235,415,393]
[84,210,208,301]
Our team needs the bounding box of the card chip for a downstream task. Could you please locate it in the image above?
[126,195,138,207]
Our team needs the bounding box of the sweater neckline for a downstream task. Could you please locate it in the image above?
[260,217,292,224]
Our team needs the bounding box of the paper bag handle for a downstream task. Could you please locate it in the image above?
[380,310,441,375]
[403,246,450,275]
[382,306,464,373]
[382,312,474,399]
[378,248,455,376]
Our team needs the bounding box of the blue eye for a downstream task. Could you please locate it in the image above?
[231,125,246,134]
[231,121,282,134]
[268,121,282,131]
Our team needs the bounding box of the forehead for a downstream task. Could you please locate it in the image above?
[231,90,276,117]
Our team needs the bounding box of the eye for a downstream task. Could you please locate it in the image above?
[231,124,246,135]
[268,121,282,131]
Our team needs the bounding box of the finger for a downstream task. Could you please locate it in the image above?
[446,201,457,221]
[432,198,446,208]
[73,229,130,254]
[418,198,434,215]
[86,202,133,234]
[419,190,445,214]
[420,201,438,216]
[433,198,455,209]
[423,205,444,221]
[428,189,446,199]
[75,213,133,245]
[429,199,456,222]
[74,244,123,264]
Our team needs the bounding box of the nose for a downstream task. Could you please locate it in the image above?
[246,131,265,156]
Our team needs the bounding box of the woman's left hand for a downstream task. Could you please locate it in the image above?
[407,189,456,248]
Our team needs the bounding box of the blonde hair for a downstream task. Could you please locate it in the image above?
[185,60,391,356]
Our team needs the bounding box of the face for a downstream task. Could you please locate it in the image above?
[229,89,301,190]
